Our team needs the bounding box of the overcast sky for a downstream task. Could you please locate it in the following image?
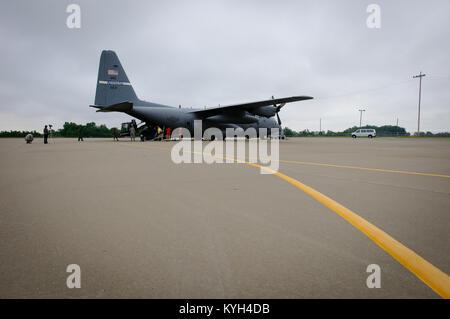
[1,0,449,133]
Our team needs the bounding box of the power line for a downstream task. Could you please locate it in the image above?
[427,74,449,79]
[315,79,414,101]
[308,75,447,102]
[427,75,450,81]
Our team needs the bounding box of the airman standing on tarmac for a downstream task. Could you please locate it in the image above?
[43,125,49,144]
[130,125,136,142]
[113,127,119,141]
[78,126,84,141]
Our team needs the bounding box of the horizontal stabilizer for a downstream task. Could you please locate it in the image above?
[90,101,133,113]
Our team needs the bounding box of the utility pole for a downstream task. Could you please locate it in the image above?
[413,72,426,136]
[358,109,366,129]
[319,118,322,135]
[396,118,399,136]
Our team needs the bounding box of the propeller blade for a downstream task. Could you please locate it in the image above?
[276,112,281,125]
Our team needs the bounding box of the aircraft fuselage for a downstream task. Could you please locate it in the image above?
[128,103,281,134]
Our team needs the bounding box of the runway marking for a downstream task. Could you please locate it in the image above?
[248,164,450,299]
[275,159,450,179]
[118,141,450,178]
[118,142,450,298]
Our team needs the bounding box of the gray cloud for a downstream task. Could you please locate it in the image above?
[0,0,449,133]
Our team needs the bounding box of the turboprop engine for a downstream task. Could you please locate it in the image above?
[251,96,286,125]
[251,106,277,117]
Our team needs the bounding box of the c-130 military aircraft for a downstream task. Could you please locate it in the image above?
[90,50,313,139]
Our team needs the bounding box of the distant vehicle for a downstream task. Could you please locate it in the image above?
[352,129,376,138]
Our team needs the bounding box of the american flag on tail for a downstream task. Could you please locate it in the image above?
[107,69,118,76]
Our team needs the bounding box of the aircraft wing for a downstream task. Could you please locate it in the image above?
[189,96,313,118]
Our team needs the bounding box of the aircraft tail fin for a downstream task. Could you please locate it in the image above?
[94,50,139,106]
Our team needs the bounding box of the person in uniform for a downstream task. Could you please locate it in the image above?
[25,133,34,144]
[43,125,49,144]
[130,125,136,142]
[78,126,84,141]
[113,127,119,141]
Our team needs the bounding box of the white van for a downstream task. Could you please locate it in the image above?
[351,128,376,138]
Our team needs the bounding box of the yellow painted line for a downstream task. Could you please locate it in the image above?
[119,142,450,298]
[276,159,450,179]
[247,163,450,299]
[119,142,450,178]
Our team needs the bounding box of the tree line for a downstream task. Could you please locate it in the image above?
[0,122,119,138]
[1,122,449,138]
[283,125,449,137]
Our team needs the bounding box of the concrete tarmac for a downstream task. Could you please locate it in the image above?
[0,137,449,298]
